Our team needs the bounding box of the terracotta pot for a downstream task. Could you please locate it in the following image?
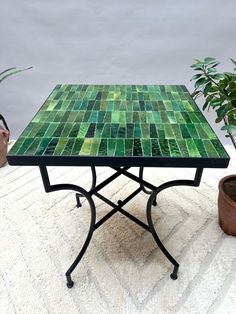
[0,114,10,167]
[218,175,236,236]
[0,128,10,167]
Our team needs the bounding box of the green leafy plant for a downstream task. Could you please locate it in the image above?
[0,66,32,83]
[0,66,32,134]
[191,57,236,149]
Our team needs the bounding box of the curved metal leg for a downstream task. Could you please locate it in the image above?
[66,188,96,288]
[76,166,97,207]
[146,168,203,280]
[147,190,179,279]
[39,166,96,288]
[139,167,157,206]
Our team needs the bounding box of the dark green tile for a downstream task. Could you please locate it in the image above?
[133,139,143,156]
[71,139,84,155]
[151,139,162,156]
[169,139,181,156]
[125,139,133,156]
[159,139,170,156]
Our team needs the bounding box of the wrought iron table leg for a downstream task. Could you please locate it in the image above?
[147,191,179,279]
[76,166,97,208]
[146,168,203,279]
[39,166,96,288]
[66,189,96,288]
[139,167,157,206]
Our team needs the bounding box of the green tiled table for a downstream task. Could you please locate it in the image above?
[7,84,230,288]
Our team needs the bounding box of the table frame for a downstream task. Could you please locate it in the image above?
[39,165,203,288]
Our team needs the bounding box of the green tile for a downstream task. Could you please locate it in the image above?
[115,139,125,156]
[35,138,52,155]
[169,139,181,156]
[171,124,182,139]
[78,123,89,138]
[159,139,170,156]
[166,111,176,123]
[90,138,101,155]
[186,124,199,138]
[80,138,92,155]
[133,139,143,156]
[180,124,191,139]
[141,139,151,156]
[203,140,219,157]
[195,124,208,139]
[98,139,107,156]
[176,139,189,157]
[194,139,208,157]
[108,139,116,156]
[44,123,60,137]
[151,139,162,156]
[164,124,175,139]
[186,139,201,157]
[71,138,84,155]
[211,139,228,157]
[134,124,142,138]
[125,139,133,156]
[54,138,69,155]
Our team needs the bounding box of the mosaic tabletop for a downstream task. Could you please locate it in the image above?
[7,84,229,167]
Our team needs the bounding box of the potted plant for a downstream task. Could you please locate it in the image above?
[191,57,236,235]
[0,66,32,167]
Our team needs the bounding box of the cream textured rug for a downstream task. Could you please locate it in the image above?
[1,144,236,314]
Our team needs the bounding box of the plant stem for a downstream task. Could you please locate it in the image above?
[223,117,236,149]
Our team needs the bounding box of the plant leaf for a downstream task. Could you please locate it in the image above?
[224,72,236,80]
[209,73,225,80]
[190,74,202,81]
[190,63,204,70]
[207,67,217,73]
[221,124,236,131]
[215,116,223,123]
[0,66,33,83]
[202,101,209,110]
[230,58,236,66]
[216,103,232,118]
[203,82,212,94]
[204,57,216,63]
[195,78,206,89]
[210,61,220,68]
[0,67,16,77]
[209,98,223,107]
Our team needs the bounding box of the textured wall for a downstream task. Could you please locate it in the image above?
[0,0,235,143]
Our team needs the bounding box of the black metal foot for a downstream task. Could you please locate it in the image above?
[170,265,179,280]
[152,197,157,206]
[66,275,74,288]
[75,193,82,208]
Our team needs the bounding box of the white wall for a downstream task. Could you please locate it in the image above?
[0,0,235,144]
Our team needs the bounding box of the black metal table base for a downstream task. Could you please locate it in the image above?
[39,166,203,288]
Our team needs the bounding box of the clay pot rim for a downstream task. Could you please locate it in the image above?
[219,174,236,206]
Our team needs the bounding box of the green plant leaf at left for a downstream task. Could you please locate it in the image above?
[0,67,16,77]
[0,66,33,83]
